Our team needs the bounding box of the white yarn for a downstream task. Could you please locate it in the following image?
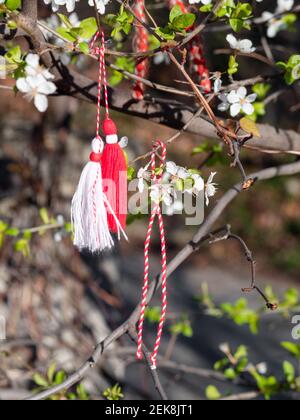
[71,138,114,253]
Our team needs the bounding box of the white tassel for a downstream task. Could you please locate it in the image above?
[71,138,114,253]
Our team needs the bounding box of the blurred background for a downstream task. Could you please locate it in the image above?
[0,0,300,400]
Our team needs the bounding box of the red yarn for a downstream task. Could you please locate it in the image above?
[101,144,127,233]
[133,0,149,100]
[189,35,211,93]
[103,118,117,136]
[136,141,168,369]
[90,31,128,237]
[168,0,211,93]
[90,152,102,163]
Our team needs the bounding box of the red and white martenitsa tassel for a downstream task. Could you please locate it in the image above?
[71,137,115,253]
[71,30,128,253]
[168,0,211,93]
[136,141,168,369]
[132,0,149,100]
[102,118,128,237]
[92,30,128,236]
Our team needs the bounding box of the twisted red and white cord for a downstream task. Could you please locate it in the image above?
[136,141,168,369]
[90,30,110,125]
[168,0,211,93]
[133,0,149,100]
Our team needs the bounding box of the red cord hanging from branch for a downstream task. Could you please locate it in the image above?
[168,0,212,93]
[136,141,168,370]
[95,31,128,235]
[71,31,128,254]
[133,0,149,100]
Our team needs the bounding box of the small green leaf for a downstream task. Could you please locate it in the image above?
[33,373,49,388]
[47,362,57,384]
[281,342,300,358]
[5,0,21,11]
[39,208,50,225]
[169,5,183,23]
[206,385,221,400]
[79,42,90,55]
[283,361,295,383]
[5,228,20,237]
[58,13,73,29]
[79,17,97,40]
[172,13,196,31]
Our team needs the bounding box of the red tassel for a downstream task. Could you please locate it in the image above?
[101,118,128,234]
[189,35,212,93]
[168,0,211,93]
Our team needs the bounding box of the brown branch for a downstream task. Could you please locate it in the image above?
[9,8,300,156]
[128,330,168,401]
[25,159,300,400]
[220,391,260,401]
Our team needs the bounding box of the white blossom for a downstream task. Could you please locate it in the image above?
[16,76,56,112]
[277,0,294,13]
[137,163,151,193]
[226,34,256,53]
[218,87,257,117]
[150,184,175,206]
[262,0,294,38]
[24,54,55,81]
[166,161,189,180]
[43,0,110,14]
[211,72,223,93]
[165,200,184,216]
[205,172,217,206]
[88,0,110,15]
[189,0,212,4]
[43,0,80,13]
[16,54,56,112]
[185,174,205,196]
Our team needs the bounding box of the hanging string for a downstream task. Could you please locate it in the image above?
[136,141,168,369]
[100,31,110,120]
[133,0,149,100]
[168,0,211,92]
[90,30,110,129]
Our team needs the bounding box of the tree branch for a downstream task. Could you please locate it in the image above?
[25,159,300,400]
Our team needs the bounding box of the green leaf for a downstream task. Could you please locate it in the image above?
[228,55,239,75]
[281,342,300,358]
[54,370,66,385]
[39,208,50,225]
[5,0,21,11]
[33,373,49,388]
[76,383,89,400]
[58,13,73,29]
[169,5,183,23]
[172,13,196,31]
[103,384,124,401]
[145,307,161,323]
[155,26,176,41]
[5,46,22,64]
[15,238,30,258]
[224,368,236,380]
[79,17,97,40]
[252,83,271,100]
[127,166,136,181]
[283,361,295,383]
[47,362,57,384]
[79,42,90,55]
[0,220,8,233]
[5,227,20,237]
[56,27,77,42]
[206,385,221,400]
